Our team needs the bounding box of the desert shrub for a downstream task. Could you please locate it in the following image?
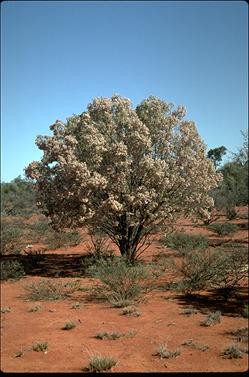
[226,327,248,343]
[172,249,220,294]
[87,256,149,307]
[84,355,117,372]
[220,344,245,359]
[1,306,11,313]
[121,306,141,317]
[161,232,209,255]
[44,230,82,249]
[181,339,209,351]
[0,227,23,255]
[28,305,42,312]
[71,301,82,310]
[211,246,248,300]
[153,343,181,359]
[180,306,198,316]
[200,311,221,327]
[95,331,125,340]
[29,220,51,242]
[62,321,76,330]
[242,304,249,318]
[207,223,238,236]
[24,279,81,301]
[1,260,26,280]
[32,342,48,352]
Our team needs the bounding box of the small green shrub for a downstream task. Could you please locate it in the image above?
[242,304,249,318]
[85,355,117,372]
[207,223,238,236]
[0,227,23,255]
[24,279,81,301]
[87,257,149,307]
[62,321,76,330]
[220,344,245,359]
[29,220,51,242]
[161,232,209,255]
[32,342,48,352]
[1,260,25,280]
[45,230,82,249]
[200,311,221,327]
[153,343,181,359]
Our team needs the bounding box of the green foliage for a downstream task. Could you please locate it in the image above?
[220,345,245,359]
[44,230,82,249]
[0,260,26,280]
[87,256,149,307]
[29,219,52,242]
[32,342,48,352]
[0,226,23,255]
[85,355,117,372]
[207,223,238,236]
[162,232,209,255]
[200,311,221,327]
[207,146,227,169]
[62,321,76,330]
[24,279,81,301]
[242,304,249,318]
[1,176,38,216]
[173,244,247,297]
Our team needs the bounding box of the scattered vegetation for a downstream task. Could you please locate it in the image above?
[242,304,249,318]
[153,343,181,359]
[95,331,125,340]
[32,342,48,352]
[62,321,76,330]
[71,302,82,310]
[180,306,198,316]
[207,223,238,236]
[87,256,149,307]
[1,306,11,313]
[226,327,248,343]
[200,311,221,327]
[121,306,141,317]
[0,226,24,255]
[220,344,245,359]
[28,305,42,312]
[24,279,81,301]
[84,354,117,372]
[44,230,82,249]
[161,232,209,255]
[181,339,209,351]
[1,260,26,281]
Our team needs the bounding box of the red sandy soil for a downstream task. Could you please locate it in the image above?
[1,207,248,372]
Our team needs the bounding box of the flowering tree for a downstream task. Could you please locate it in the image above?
[25,95,222,261]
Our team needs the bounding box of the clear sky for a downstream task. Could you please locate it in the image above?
[1,0,248,182]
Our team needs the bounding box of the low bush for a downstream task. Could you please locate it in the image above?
[0,227,23,255]
[226,327,248,343]
[24,279,81,301]
[84,355,117,372]
[181,339,209,352]
[44,230,82,249]
[220,344,245,359]
[1,260,25,280]
[62,321,76,330]
[95,331,125,340]
[200,311,221,327]
[207,223,238,236]
[161,232,209,255]
[87,257,149,307]
[153,343,181,359]
[32,342,48,352]
[29,220,51,242]
[121,306,141,317]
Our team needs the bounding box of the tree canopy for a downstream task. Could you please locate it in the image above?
[25,95,221,261]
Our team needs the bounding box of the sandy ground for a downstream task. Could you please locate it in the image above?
[1,208,248,372]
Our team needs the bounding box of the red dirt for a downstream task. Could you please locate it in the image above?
[1,207,248,372]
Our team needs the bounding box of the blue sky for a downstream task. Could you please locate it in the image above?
[1,0,248,182]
